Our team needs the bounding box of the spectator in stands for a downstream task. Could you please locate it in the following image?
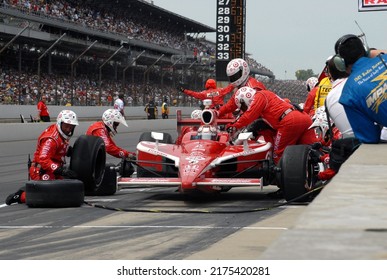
[226,86,317,165]
[86,109,136,159]
[114,93,125,118]
[179,78,235,109]
[5,110,79,205]
[36,95,50,122]
[218,58,266,118]
[335,34,387,143]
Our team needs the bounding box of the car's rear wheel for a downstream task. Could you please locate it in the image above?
[70,135,106,194]
[25,179,84,208]
[280,145,315,202]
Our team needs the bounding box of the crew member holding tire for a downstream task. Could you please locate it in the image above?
[5,110,79,205]
[86,109,136,160]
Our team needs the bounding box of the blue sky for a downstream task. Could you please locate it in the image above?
[153,0,387,79]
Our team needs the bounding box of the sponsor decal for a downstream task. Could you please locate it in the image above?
[366,71,387,113]
[358,0,387,11]
[207,91,220,97]
[183,164,200,174]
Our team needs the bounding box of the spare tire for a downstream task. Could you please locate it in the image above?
[70,135,106,194]
[25,179,84,208]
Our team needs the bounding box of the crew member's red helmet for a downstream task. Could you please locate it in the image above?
[205,79,216,90]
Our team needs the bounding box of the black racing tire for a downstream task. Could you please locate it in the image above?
[87,163,117,196]
[70,135,106,193]
[25,179,84,208]
[280,145,314,202]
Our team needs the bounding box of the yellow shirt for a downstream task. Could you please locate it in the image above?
[314,77,332,109]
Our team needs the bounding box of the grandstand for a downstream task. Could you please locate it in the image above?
[0,0,307,107]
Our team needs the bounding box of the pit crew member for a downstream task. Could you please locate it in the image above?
[86,109,136,159]
[179,78,235,109]
[217,58,267,118]
[5,110,79,205]
[226,86,318,164]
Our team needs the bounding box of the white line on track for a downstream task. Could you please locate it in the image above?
[0,225,288,230]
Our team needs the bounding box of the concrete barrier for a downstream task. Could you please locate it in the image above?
[260,144,387,259]
[0,119,178,142]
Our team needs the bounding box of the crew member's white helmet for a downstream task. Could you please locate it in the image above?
[191,109,202,119]
[226,58,250,87]
[56,110,79,140]
[306,77,318,91]
[234,86,256,111]
[102,109,128,136]
[309,106,331,140]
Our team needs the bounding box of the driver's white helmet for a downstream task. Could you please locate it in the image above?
[191,109,202,119]
[235,86,256,111]
[226,58,250,87]
[102,109,128,136]
[56,110,79,140]
[306,77,318,92]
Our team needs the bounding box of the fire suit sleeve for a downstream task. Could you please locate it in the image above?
[216,84,235,98]
[93,127,131,158]
[182,89,206,100]
[304,87,317,115]
[218,92,238,118]
[37,138,62,173]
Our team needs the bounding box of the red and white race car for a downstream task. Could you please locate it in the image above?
[119,109,274,194]
[25,108,326,207]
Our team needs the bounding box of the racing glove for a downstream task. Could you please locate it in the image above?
[54,167,78,179]
[127,152,136,161]
[225,123,238,134]
[66,146,73,157]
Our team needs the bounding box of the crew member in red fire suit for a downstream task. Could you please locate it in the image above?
[86,109,136,159]
[179,78,235,109]
[217,58,267,118]
[226,86,318,165]
[303,76,319,116]
[5,110,79,205]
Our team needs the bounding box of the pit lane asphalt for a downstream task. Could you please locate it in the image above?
[0,119,307,260]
